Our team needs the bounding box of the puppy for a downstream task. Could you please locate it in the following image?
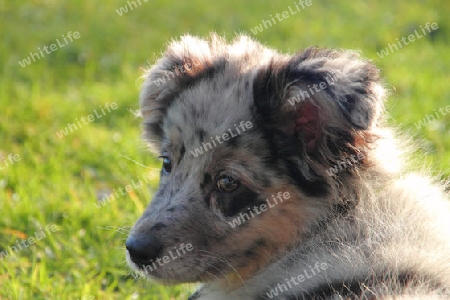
[126,34,450,299]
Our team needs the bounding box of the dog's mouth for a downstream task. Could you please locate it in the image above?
[126,249,158,277]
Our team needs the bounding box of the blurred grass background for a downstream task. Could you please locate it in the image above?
[0,0,449,299]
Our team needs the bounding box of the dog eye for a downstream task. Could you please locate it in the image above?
[216,175,239,192]
[160,156,172,173]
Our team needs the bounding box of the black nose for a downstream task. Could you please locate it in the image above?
[126,235,163,266]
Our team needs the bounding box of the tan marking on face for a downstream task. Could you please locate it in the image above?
[219,185,323,288]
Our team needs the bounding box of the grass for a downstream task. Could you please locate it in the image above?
[0,0,449,299]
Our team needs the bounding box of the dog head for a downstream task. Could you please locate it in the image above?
[126,34,385,285]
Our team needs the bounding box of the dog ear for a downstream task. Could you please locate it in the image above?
[253,47,386,166]
[139,35,224,152]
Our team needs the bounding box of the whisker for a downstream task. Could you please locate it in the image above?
[196,250,245,286]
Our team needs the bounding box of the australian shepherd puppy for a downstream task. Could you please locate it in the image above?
[126,34,450,299]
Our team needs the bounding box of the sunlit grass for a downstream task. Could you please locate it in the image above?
[0,0,449,299]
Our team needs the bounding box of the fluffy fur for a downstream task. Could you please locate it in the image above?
[126,33,450,299]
